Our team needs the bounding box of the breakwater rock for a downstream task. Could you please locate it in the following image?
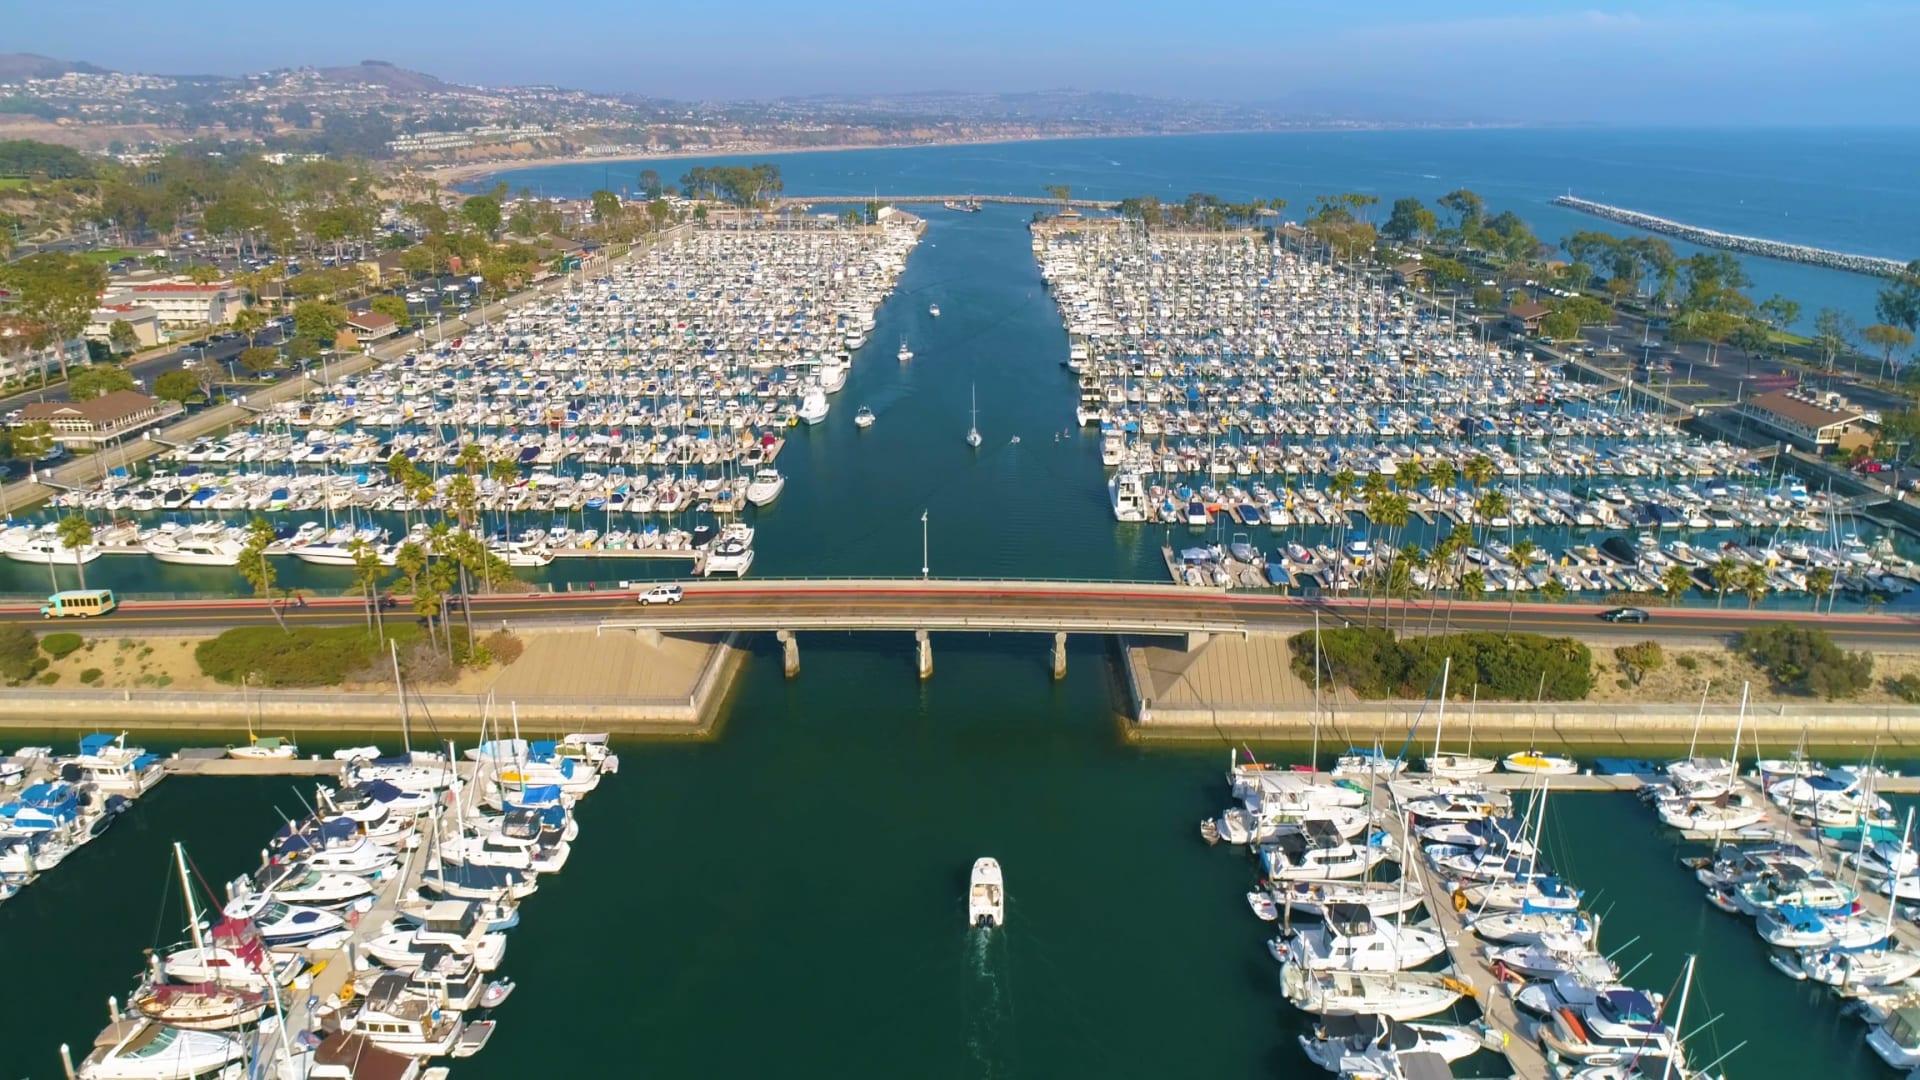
[1553,195,1909,281]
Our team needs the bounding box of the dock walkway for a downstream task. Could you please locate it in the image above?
[1381,788,1547,1080]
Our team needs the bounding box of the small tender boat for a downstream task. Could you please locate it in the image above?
[481,978,517,1009]
[1503,749,1579,775]
[854,405,875,428]
[968,856,1004,929]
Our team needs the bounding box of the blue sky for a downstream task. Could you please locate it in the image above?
[11,0,1916,123]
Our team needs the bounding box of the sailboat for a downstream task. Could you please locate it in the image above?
[965,384,982,448]
[1422,662,1495,777]
[897,337,913,361]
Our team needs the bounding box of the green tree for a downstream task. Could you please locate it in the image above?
[1426,459,1456,495]
[0,252,108,384]
[369,295,410,327]
[107,319,138,355]
[638,169,662,199]
[349,536,386,638]
[230,307,268,346]
[1813,308,1853,371]
[1382,197,1437,244]
[1861,323,1914,380]
[1806,566,1835,613]
[1661,562,1693,606]
[238,346,280,374]
[292,301,349,345]
[590,190,622,224]
[1464,455,1494,490]
[1738,623,1874,699]
[1757,294,1801,332]
[54,514,93,591]
[1,421,53,461]
[1875,259,1920,335]
[67,365,134,400]
[1614,640,1664,686]
[461,195,503,236]
[1540,310,1580,341]
[1713,557,1739,608]
[153,369,200,403]
[1472,286,1502,310]
[238,516,285,633]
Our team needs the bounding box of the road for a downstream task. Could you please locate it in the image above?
[5,581,1912,649]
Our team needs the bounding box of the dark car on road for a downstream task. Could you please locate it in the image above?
[1599,607,1651,623]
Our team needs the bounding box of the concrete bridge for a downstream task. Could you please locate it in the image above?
[774,194,1120,211]
[599,579,1240,679]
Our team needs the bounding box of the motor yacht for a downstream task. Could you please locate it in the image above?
[73,1019,247,1080]
[745,468,786,506]
[854,405,875,428]
[1274,903,1446,972]
[1261,821,1390,881]
[1298,1014,1483,1073]
[968,857,1004,929]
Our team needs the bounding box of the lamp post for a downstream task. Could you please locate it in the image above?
[920,510,928,580]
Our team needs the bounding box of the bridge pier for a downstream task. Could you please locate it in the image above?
[1052,632,1067,680]
[776,630,799,678]
[915,630,932,680]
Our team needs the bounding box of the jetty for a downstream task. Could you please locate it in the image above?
[776,193,1119,210]
[1552,196,1909,280]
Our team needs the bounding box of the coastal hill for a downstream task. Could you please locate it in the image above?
[0,52,106,81]
[311,59,452,94]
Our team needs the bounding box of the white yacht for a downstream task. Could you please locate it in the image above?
[5,534,100,565]
[340,973,477,1058]
[74,1019,247,1080]
[1868,1005,1920,1068]
[702,537,755,578]
[1502,749,1579,775]
[1275,904,1446,972]
[745,468,786,507]
[817,356,848,393]
[1298,1014,1483,1073]
[1108,471,1148,523]
[897,338,913,361]
[965,384,982,448]
[1261,821,1388,881]
[854,405,876,428]
[1280,967,1464,1021]
[968,857,1004,929]
[143,533,243,567]
[928,303,940,317]
[797,386,829,425]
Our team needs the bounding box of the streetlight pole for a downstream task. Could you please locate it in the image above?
[920,510,928,580]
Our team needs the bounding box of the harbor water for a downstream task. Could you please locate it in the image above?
[2,644,1913,1077]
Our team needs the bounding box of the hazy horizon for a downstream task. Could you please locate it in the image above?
[9,0,1916,125]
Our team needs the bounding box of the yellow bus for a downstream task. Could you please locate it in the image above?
[41,589,117,619]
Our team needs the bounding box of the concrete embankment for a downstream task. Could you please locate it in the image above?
[1552,196,1908,280]
[1121,636,1920,747]
[0,629,746,736]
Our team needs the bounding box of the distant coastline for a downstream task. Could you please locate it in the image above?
[422,124,1520,188]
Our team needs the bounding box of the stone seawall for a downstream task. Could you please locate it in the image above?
[1552,196,1908,280]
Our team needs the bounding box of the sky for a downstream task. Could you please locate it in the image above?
[10,0,1918,125]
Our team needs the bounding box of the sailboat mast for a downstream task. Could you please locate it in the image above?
[392,638,411,756]
[1687,679,1711,760]
[174,841,205,956]
[1727,681,1748,792]
[1664,954,1697,1080]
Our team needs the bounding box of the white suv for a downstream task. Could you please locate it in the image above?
[638,584,684,605]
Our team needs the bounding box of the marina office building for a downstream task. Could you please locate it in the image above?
[1736,388,1878,454]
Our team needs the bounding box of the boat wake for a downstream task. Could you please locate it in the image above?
[962,923,1015,1078]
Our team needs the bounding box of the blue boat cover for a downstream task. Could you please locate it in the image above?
[78,733,117,756]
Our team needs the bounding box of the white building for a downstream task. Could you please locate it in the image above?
[111,281,244,329]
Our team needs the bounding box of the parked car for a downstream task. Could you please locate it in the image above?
[1599,607,1651,623]
[638,584,685,605]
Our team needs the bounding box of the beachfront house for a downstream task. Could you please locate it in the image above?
[1736,388,1878,454]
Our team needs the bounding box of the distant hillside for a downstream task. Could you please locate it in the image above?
[0,53,106,82]
[314,60,449,94]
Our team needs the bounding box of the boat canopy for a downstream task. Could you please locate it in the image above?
[78,733,119,756]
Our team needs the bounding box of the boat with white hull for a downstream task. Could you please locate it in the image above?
[969,857,1004,929]
[1281,967,1465,1020]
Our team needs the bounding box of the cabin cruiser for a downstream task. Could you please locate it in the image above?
[1281,967,1465,1021]
[1733,862,1856,916]
[437,815,571,875]
[1486,930,1618,982]
[853,405,876,428]
[1756,904,1885,950]
[797,386,829,424]
[1867,1004,1920,1068]
[66,732,166,796]
[1108,471,1149,523]
[73,1018,247,1080]
[1795,941,1920,988]
[322,778,437,821]
[337,972,485,1058]
[363,901,509,971]
[1298,1014,1483,1073]
[398,894,520,936]
[1521,980,1682,1067]
[221,889,347,949]
[1331,748,1406,779]
[1274,903,1446,972]
[745,468,786,506]
[1404,789,1511,827]
[1261,821,1390,881]
[969,857,1004,929]
[236,860,375,910]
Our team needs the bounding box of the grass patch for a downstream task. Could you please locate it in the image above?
[76,247,142,265]
[0,177,26,190]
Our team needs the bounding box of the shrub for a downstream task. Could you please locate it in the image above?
[79,667,103,684]
[1290,628,1593,701]
[483,630,524,667]
[37,671,60,685]
[41,632,84,659]
[1676,655,1699,672]
[1889,673,1920,704]
[1737,623,1873,699]
[0,623,38,681]
[1614,641,1664,686]
[197,625,424,688]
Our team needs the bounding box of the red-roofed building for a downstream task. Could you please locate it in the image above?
[21,390,181,447]
[345,310,398,344]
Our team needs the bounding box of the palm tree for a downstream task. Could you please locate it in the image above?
[1426,459,1456,497]
[1506,537,1538,633]
[1741,564,1769,610]
[349,536,385,638]
[1713,557,1738,608]
[1394,460,1424,494]
[55,514,92,592]
[1661,563,1693,606]
[1807,566,1835,613]
[1464,454,1495,492]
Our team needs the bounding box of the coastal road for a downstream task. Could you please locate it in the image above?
[4,582,1912,649]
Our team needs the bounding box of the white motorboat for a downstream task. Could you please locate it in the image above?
[745,468,786,506]
[928,304,940,317]
[339,973,471,1058]
[74,1019,247,1080]
[853,405,875,428]
[1799,943,1920,988]
[1485,930,1619,982]
[1298,1014,1484,1073]
[1280,967,1466,1021]
[221,890,346,949]
[143,533,243,567]
[896,338,913,361]
[1868,1005,1920,1069]
[1261,822,1390,881]
[363,926,509,973]
[1522,979,1681,1068]
[1247,890,1279,921]
[1108,470,1148,523]
[1502,749,1579,775]
[1274,904,1447,972]
[1756,905,1886,949]
[968,857,1004,929]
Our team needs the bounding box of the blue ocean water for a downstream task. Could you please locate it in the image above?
[480,127,1920,329]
